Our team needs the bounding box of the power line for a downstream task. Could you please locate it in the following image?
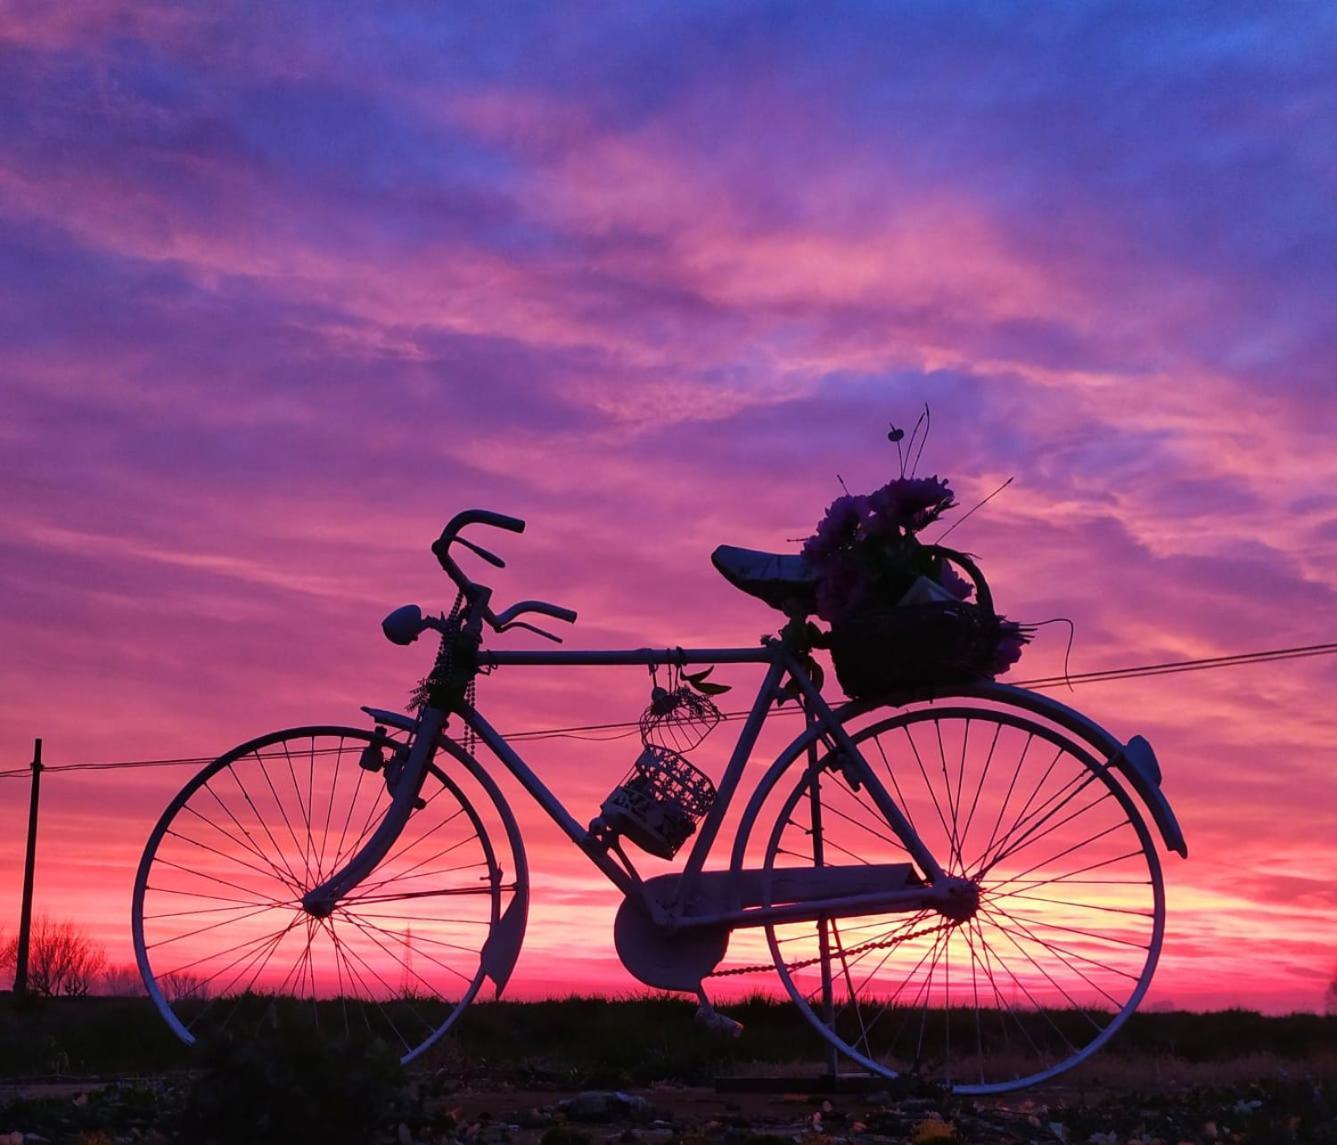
[3,639,1334,778]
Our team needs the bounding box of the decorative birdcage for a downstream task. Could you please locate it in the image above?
[638,685,722,753]
[599,745,717,859]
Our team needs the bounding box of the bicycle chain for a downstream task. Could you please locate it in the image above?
[707,917,960,978]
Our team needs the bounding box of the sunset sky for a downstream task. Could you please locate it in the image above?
[2,5,1335,1014]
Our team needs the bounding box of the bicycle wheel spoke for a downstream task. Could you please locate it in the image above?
[998,825,1130,888]
[197,783,302,891]
[135,727,515,1065]
[763,705,1164,1093]
[165,825,299,892]
[976,734,1037,867]
[144,885,280,909]
[339,910,473,993]
[981,904,1142,981]
[223,762,305,891]
[152,856,292,906]
[351,839,481,896]
[148,903,281,950]
[976,780,1111,877]
[977,911,1107,1030]
[372,805,469,871]
[278,737,317,887]
[984,852,1151,893]
[980,905,1127,1009]
[956,720,1003,867]
[874,734,925,861]
[997,890,1153,918]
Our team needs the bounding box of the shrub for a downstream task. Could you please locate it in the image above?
[181,1002,405,1144]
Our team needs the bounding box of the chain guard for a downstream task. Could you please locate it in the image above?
[613,896,729,992]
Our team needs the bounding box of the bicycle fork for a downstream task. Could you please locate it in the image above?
[300,707,446,918]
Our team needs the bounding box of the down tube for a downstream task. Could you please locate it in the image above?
[455,701,641,896]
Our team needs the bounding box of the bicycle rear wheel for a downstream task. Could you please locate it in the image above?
[133,725,523,1063]
[760,703,1165,1093]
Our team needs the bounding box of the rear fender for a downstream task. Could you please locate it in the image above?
[1110,735,1188,859]
[730,684,1189,869]
[933,684,1191,860]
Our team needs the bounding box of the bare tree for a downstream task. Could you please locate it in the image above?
[0,927,13,988]
[159,969,209,1002]
[1,918,108,997]
[99,963,147,997]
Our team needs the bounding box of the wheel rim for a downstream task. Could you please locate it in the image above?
[133,726,517,1063]
[763,705,1165,1093]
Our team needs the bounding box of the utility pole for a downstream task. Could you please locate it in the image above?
[13,738,43,998]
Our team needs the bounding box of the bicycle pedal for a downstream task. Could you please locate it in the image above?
[694,1004,744,1038]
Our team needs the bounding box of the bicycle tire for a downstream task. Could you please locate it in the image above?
[746,698,1165,1093]
[132,724,526,1064]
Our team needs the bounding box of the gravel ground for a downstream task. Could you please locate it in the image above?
[3,1069,1335,1145]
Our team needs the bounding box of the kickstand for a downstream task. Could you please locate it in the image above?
[694,986,744,1038]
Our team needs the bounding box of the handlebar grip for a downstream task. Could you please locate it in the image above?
[442,509,526,539]
[525,601,578,624]
[492,599,578,628]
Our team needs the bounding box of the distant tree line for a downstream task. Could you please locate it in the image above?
[2,917,108,996]
[2,918,211,999]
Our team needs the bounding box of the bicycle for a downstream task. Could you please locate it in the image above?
[133,509,1187,1093]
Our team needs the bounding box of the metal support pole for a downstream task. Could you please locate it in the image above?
[803,700,840,1081]
[13,738,42,998]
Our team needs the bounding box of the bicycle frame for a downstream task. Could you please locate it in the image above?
[313,636,966,939]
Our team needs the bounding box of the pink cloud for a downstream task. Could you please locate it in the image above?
[1,6,1334,1022]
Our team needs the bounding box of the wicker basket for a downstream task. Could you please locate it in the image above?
[599,745,717,859]
[827,544,1015,699]
[829,599,1006,699]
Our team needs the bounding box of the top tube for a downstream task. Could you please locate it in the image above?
[480,644,777,669]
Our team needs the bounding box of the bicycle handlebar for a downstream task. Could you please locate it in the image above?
[430,509,577,638]
[442,509,526,538]
[431,511,525,576]
[495,599,580,626]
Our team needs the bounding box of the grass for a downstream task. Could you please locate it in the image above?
[2,991,1334,1086]
[3,995,1336,1144]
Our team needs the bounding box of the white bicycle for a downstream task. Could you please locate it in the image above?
[134,509,1187,1093]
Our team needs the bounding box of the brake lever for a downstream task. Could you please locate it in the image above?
[495,620,562,643]
[453,536,506,568]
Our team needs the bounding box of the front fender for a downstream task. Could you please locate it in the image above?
[361,705,530,995]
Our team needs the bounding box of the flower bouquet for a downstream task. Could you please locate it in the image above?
[802,474,1030,698]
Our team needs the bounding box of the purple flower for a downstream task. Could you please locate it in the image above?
[865,476,955,536]
[814,556,870,623]
[938,563,974,601]
[803,494,870,562]
[987,620,1029,675]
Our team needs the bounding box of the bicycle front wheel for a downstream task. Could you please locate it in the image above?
[133,725,523,1064]
[761,703,1165,1093]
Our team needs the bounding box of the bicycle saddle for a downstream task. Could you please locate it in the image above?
[711,545,818,614]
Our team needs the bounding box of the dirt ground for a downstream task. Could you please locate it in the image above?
[3,1060,1336,1144]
